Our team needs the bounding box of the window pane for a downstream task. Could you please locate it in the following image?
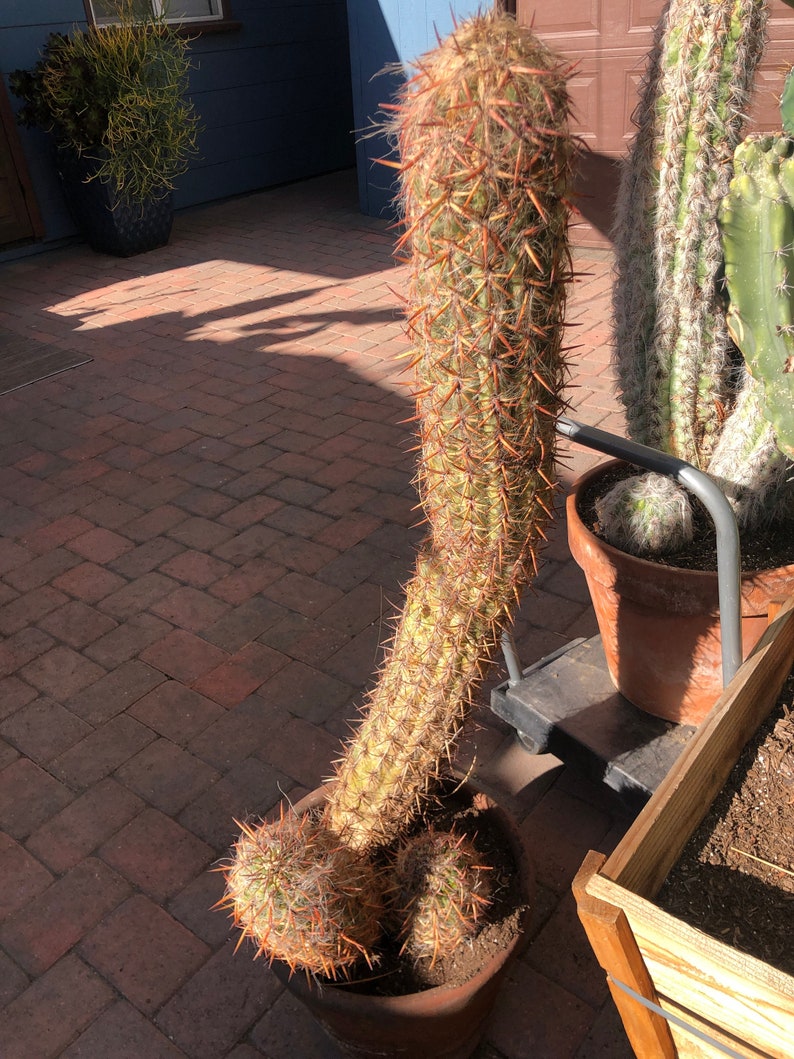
[91,0,153,24]
[165,0,220,16]
[89,0,222,23]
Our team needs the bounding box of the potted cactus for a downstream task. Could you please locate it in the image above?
[567,0,794,725]
[9,0,198,256]
[219,13,574,1057]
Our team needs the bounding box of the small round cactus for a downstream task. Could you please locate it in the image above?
[389,829,492,966]
[221,808,384,978]
[595,473,694,557]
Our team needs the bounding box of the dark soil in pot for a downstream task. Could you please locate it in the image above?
[577,462,793,573]
[656,673,794,977]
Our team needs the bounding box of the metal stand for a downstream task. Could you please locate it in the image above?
[490,418,742,813]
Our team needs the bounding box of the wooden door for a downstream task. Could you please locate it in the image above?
[0,79,42,249]
[519,0,794,245]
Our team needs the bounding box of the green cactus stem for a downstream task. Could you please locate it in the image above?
[613,0,766,465]
[719,134,794,459]
[782,67,794,137]
[324,13,573,851]
[602,0,770,555]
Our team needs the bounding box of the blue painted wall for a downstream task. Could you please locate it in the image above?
[0,0,356,248]
[346,0,483,218]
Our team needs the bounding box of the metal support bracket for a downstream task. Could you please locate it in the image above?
[501,416,743,691]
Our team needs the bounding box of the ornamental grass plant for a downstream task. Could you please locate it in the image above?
[10,0,198,205]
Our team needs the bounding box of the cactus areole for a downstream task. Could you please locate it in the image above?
[222,12,573,982]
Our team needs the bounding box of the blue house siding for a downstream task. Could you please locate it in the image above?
[346,0,483,218]
[1,0,356,251]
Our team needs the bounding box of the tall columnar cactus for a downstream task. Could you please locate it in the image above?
[719,135,794,460]
[601,0,793,555]
[223,12,573,977]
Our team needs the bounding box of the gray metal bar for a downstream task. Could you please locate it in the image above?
[556,416,743,687]
[500,629,524,687]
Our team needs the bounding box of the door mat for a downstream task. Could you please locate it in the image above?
[0,327,92,396]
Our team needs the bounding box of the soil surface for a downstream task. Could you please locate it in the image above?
[324,782,530,997]
[578,463,794,572]
[656,674,794,977]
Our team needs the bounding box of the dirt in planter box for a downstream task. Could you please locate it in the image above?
[656,674,794,977]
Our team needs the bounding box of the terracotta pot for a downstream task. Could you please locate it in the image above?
[567,459,794,725]
[269,782,534,1059]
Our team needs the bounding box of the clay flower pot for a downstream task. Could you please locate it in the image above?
[567,459,794,725]
[269,781,534,1059]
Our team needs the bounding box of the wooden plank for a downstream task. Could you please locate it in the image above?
[600,596,794,898]
[573,851,676,1059]
[660,997,775,1059]
[587,874,794,1058]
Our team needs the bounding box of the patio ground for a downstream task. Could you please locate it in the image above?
[0,169,634,1058]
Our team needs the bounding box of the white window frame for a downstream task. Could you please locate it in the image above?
[86,1,232,28]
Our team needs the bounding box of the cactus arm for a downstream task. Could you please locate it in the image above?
[656,0,766,464]
[720,135,794,458]
[223,14,573,977]
[782,67,794,137]
[706,374,789,523]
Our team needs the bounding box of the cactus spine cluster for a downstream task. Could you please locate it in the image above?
[223,12,573,977]
[602,0,794,555]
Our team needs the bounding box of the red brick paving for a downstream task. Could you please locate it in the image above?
[0,171,634,1057]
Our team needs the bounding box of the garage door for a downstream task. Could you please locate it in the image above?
[520,0,794,245]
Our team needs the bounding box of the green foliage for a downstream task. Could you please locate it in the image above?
[224,11,573,976]
[9,0,198,204]
[720,135,794,460]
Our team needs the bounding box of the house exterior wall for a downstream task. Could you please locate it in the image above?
[346,0,484,218]
[0,0,356,249]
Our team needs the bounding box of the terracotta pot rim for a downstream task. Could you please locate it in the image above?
[567,458,794,582]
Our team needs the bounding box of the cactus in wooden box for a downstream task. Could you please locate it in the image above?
[601,0,794,555]
[222,11,573,977]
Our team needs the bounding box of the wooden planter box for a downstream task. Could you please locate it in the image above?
[573,596,794,1059]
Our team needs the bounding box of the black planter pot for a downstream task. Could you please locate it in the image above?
[56,147,173,257]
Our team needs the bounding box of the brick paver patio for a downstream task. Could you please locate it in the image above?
[0,169,634,1058]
